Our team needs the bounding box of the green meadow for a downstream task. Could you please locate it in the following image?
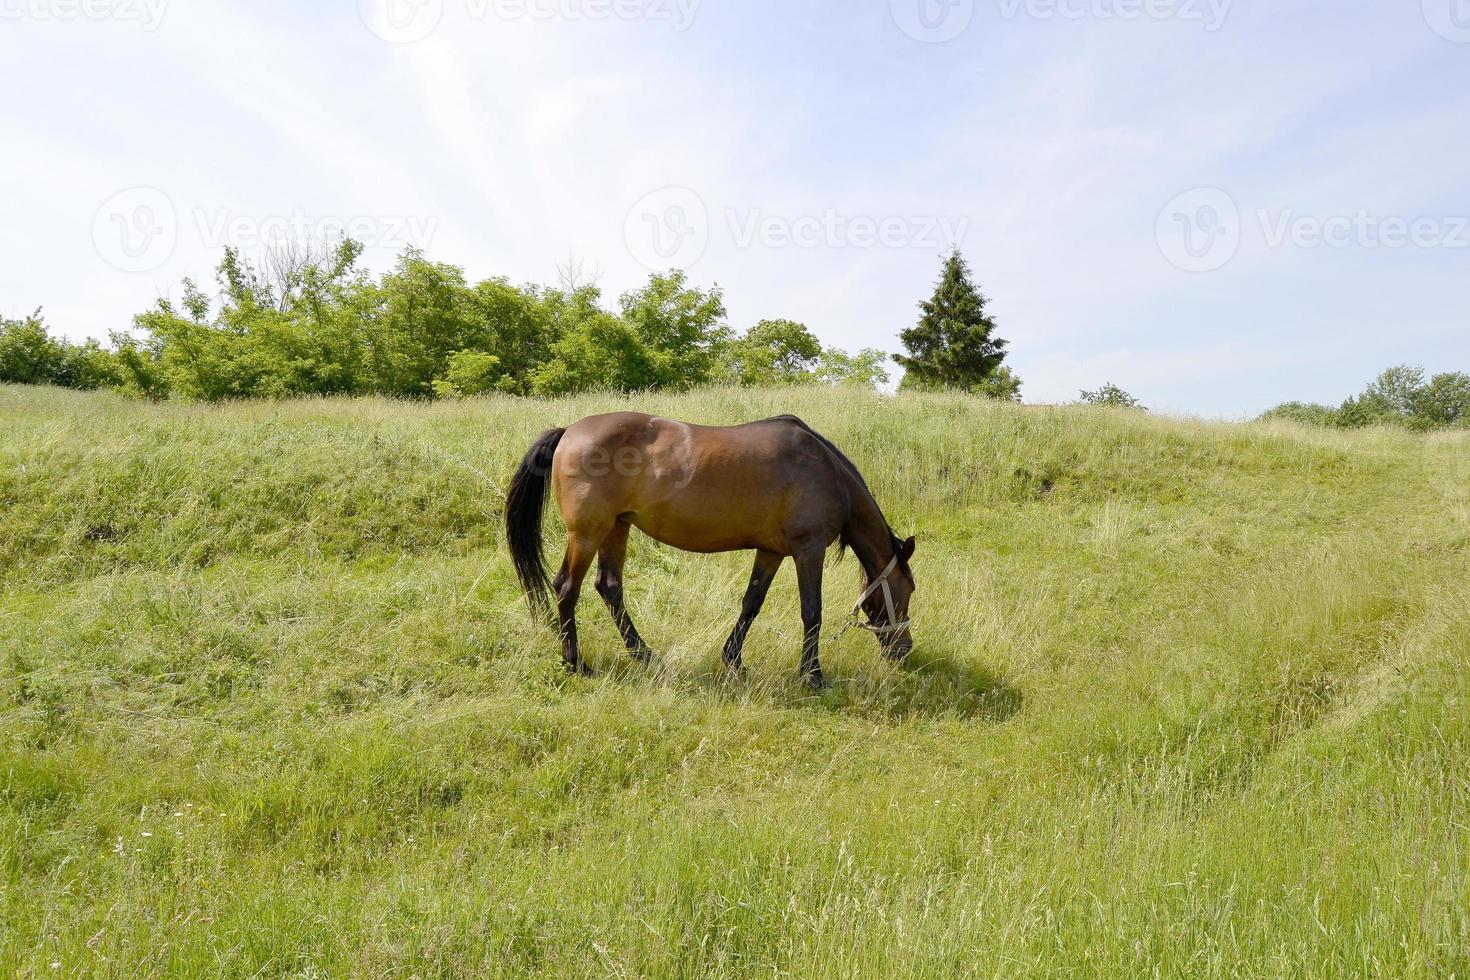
[2,383,1466,977]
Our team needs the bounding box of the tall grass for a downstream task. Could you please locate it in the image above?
[2,383,1466,977]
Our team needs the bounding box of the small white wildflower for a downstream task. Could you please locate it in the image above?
[141,832,152,838]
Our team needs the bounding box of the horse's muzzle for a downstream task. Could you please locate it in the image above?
[883,631,913,661]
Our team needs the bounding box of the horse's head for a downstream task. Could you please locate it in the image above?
[860,535,916,660]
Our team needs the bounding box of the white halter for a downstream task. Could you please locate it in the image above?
[849,553,911,637]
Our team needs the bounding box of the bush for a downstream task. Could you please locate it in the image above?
[718,319,822,386]
[1262,366,1470,433]
[0,312,119,390]
[1079,383,1146,410]
[1261,401,1341,427]
[970,365,1023,402]
[1414,371,1470,428]
[432,351,505,398]
[814,347,890,388]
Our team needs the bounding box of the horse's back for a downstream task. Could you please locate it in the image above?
[559,412,811,460]
[552,412,842,554]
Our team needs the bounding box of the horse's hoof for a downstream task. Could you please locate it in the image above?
[803,672,829,691]
[630,647,655,666]
[565,660,594,677]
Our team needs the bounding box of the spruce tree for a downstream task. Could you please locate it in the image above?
[894,250,1010,392]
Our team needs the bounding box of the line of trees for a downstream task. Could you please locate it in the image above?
[3,244,1034,404]
[1,241,893,401]
[1263,366,1470,432]
[7,240,1464,431]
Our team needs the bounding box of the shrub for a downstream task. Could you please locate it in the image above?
[1261,401,1341,427]
[1079,383,1146,410]
[432,351,505,398]
[1271,366,1470,432]
[970,365,1023,402]
[1414,371,1470,428]
[0,312,118,389]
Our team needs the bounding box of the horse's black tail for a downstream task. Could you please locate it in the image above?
[506,427,565,618]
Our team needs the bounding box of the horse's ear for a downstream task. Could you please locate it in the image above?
[901,535,916,560]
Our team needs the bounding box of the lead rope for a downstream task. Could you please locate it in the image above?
[829,553,911,642]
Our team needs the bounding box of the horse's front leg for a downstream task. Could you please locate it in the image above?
[793,547,827,689]
[722,550,783,672]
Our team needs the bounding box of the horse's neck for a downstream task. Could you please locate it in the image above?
[842,480,893,578]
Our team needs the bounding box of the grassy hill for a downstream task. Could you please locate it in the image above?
[2,383,1466,977]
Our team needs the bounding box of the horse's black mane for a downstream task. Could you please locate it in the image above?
[779,416,871,491]
[775,416,906,572]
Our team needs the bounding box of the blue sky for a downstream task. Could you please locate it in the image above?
[2,0,1466,414]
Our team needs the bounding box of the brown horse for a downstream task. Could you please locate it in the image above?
[505,413,915,687]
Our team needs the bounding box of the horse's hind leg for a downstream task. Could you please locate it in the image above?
[553,530,603,675]
[595,522,653,663]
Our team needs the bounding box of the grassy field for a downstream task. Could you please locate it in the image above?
[2,383,1467,977]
